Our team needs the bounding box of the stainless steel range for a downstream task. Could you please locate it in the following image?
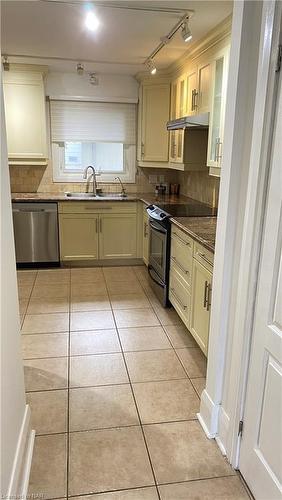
[146,201,216,307]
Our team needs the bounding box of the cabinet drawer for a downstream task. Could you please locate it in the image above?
[194,242,214,272]
[169,268,191,329]
[58,201,137,214]
[171,225,193,287]
[171,224,194,249]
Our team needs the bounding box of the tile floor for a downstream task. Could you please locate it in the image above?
[18,265,250,500]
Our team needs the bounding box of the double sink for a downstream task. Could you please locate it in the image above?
[65,192,128,199]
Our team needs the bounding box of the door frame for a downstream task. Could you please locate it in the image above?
[198,0,282,468]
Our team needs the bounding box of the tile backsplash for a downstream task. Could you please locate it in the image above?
[10,161,219,208]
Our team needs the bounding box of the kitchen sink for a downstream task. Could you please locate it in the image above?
[65,192,127,199]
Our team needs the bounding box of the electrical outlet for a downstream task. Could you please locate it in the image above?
[159,175,165,183]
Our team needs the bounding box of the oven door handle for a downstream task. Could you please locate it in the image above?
[149,220,167,235]
[148,265,165,288]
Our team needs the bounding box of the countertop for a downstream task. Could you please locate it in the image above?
[170,216,217,253]
[11,192,197,205]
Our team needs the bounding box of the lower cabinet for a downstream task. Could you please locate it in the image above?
[190,259,212,356]
[142,207,149,266]
[59,214,99,261]
[58,202,137,262]
[99,213,137,259]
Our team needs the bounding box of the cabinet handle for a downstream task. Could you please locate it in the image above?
[171,288,187,310]
[215,138,223,162]
[144,222,148,237]
[207,283,212,311]
[172,231,191,247]
[100,218,102,232]
[141,142,145,158]
[171,256,189,275]
[197,251,212,266]
[95,218,98,233]
[203,280,208,308]
[192,89,198,111]
[191,89,195,111]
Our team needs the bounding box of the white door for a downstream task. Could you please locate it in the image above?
[239,73,282,499]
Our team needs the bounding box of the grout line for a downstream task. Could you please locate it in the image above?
[66,268,71,499]
[103,266,162,500]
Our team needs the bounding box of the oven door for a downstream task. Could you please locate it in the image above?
[148,219,168,282]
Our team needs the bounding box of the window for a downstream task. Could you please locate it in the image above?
[50,100,136,183]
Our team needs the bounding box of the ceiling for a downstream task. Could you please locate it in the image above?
[1,0,233,75]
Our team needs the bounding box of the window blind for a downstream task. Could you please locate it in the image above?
[50,100,136,145]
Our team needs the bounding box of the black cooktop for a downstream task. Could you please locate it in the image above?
[157,203,217,218]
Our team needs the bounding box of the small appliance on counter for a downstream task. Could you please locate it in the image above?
[12,202,60,267]
[146,201,216,307]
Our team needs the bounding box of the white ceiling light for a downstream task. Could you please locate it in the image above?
[146,59,157,75]
[85,11,99,31]
[181,21,192,42]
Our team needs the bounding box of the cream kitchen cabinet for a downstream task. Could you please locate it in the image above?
[207,46,230,176]
[169,127,209,171]
[59,213,99,261]
[142,206,149,266]
[99,213,137,259]
[186,65,198,115]
[3,68,48,166]
[138,83,170,164]
[58,202,137,262]
[190,258,212,356]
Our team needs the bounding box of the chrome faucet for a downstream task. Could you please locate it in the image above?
[83,165,97,195]
[115,176,126,197]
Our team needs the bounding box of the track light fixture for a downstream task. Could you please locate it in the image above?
[146,59,157,75]
[181,20,192,42]
[77,63,84,75]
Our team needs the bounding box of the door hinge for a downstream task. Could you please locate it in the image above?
[276,44,282,72]
[238,420,244,437]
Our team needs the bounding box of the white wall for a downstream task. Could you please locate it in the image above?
[0,79,32,496]
[46,71,139,102]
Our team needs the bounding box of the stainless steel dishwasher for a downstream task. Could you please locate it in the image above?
[12,202,59,265]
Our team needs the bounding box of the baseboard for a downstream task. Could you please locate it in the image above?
[217,406,230,455]
[62,258,144,267]
[198,388,220,438]
[6,404,35,498]
[215,435,227,456]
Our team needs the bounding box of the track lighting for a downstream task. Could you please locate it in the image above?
[146,59,157,75]
[85,11,99,31]
[77,63,84,75]
[2,55,10,71]
[181,21,192,42]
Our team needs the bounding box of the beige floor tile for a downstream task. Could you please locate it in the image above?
[28,433,67,499]
[70,353,128,387]
[70,329,121,356]
[19,298,28,316]
[158,476,250,499]
[73,487,159,500]
[114,308,160,329]
[125,350,187,383]
[152,304,183,326]
[22,312,69,334]
[176,347,207,378]
[31,283,70,299]
[107,281,144,295]
[27,389,68,435]
[191,377,206,398]
[144,420,234,484]
[17,271,37,286]
[71,282,108,298]
[69,385,138,431]
[27,297,69,314]
[133,379,199,424]
[110,293,150,310]
[35,269,70,285]
[68,427,154,495]
[24,357,68,391]
[164,324,197,348]
[133,265,150,283]
[22,332,69,359]
[18,284,33,298]
[103,266,137,282]
[70,310,115,331]
[119,326,171,352]
[71,295,111,312]
[71,267,104,283]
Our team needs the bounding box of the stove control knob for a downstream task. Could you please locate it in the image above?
[160,212,166,218]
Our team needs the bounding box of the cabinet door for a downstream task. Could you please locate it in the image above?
[3,71,47,164]
[178,75,187,118]
[59,214,99,261]
[190,259,212,356]
[197,61,212,114]
[99,213,137,259]
[186,66,198,115]
[141,84,170,162]
[170,80,178,120]
[142,209,149,266]
[207,48,230,174]
[169,130,177,162]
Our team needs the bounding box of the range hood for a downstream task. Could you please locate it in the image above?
[167,112,209,130]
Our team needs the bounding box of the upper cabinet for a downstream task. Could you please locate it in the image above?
[138,82,170,165]
[207,47,230,176]
[3,68,48,166]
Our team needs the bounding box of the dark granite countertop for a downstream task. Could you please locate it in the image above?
[171,216,217,253]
